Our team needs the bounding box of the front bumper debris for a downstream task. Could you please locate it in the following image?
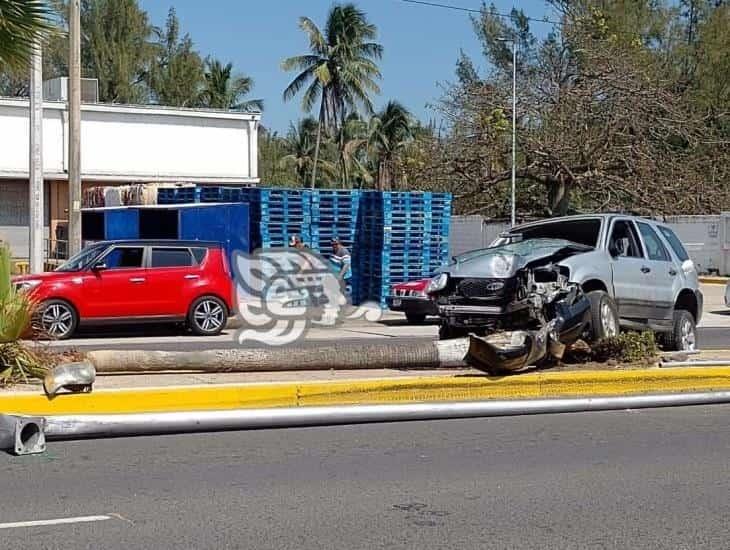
[464,289,591,374]
[466,320,562,374]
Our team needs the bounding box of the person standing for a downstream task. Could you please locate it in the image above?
[330,237,351,280]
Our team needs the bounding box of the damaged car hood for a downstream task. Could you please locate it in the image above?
[445,239,593,279]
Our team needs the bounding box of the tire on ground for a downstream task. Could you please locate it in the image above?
[663,309,697,352]
[585,290,619,343]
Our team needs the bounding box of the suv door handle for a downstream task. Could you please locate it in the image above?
[129,277,146,283]
[669,268,678,276]
[184,274,200,280]
[640,266,651,274]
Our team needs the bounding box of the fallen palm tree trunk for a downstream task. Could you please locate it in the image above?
[86,339,469,374]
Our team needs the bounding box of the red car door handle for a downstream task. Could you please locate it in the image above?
[184,274,200,280]
[129,277,146,283]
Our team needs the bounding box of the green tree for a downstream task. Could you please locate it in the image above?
[335,112,372,188]
[692,3,730,125]
[80,0,154,103]
[147,7,203,107]
[0,0,53,71]
[281,3,383,188]
[368,101,413,190]
[280,117,336,186]
[196,58,262,111]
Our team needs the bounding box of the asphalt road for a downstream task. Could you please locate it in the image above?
[3,405,730,549]
[57,326,729,351]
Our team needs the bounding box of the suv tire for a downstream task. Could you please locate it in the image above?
[586,290,619,343]
[36,299,78,340]
[663,310,697,351]
[406,313,427,324]
[188,296,228,336]
[438,323,468,340]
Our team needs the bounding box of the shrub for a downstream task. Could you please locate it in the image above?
[592,331,659,364]
[0,243,46,385]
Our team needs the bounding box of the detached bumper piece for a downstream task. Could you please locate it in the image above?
[466,291,590,375]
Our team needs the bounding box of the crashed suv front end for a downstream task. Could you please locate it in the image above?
[431,239,594,373]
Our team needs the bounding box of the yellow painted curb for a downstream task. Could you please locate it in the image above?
[2,367,730,416]
[699,276,728,285]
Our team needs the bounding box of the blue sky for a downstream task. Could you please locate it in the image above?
[139,0,554,133]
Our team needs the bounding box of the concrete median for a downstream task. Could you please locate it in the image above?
[3,366,730,416]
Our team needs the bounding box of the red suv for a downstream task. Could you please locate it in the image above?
[13,240,234,339]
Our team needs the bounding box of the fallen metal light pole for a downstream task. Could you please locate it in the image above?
[42,391,730,441]
[0,414,47,455]
[660,360,730,368]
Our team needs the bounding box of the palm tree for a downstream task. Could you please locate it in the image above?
[337,112,372,188]
[281,3,383,187]
[197,58,263,112]
[368,101,413,190]
[281,117,337,186]
[0,0,53,71]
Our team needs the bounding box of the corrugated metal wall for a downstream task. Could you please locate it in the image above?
[448,215,510,258]
[0,181,50,258]
[662,215,726,275]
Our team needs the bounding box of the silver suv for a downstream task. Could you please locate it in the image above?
[433,214,702,351]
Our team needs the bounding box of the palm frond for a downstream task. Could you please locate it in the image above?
[235,98,264,112]
[301,78,322,112]
[282,66,315,102]
[0,0,54,71]
[281,54,322,72]
[298,16,327,55]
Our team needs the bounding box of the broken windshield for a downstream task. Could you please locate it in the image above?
[493,218,602,248]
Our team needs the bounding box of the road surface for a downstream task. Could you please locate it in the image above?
[50,325,729,351]
[2,405,730,549]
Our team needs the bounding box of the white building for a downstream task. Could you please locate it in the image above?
[0,87,260,258]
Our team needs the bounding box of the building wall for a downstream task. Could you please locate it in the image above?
[449,215,510,258]
[0,98,260,183]
[0,180,50,258]
[0,97,261,259]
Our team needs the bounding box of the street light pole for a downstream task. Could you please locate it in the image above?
[29,38,44,273]
[510,40,517,228]
[68,0,82,257]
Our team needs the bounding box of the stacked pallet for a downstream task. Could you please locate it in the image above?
[157,184,201,205]
[353,191,452,307]
[310,190,361,256]
[152,185,452,307]
[237,188,312,249]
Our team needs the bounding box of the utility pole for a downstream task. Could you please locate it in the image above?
[510,40,517,228]
[68,0,82,256]
[29,38,44,273]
